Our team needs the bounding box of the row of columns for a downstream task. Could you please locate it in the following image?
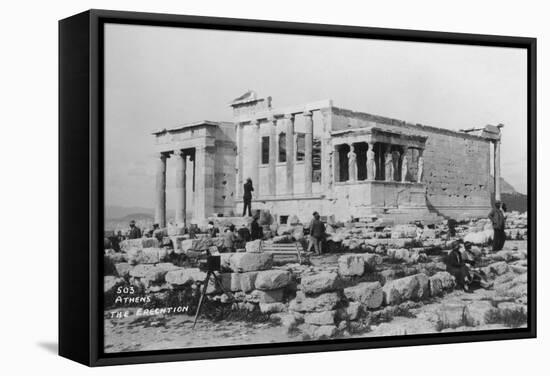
[237,111,315,198]
[154,150,193,228]
[335,143,424,183]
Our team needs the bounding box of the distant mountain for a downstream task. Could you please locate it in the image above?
[490,177,527,213]
[105,206,153,220]
[500,177,519,195]
[105,205,175,221]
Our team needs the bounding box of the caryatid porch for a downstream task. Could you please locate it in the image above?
[331,127,427,184]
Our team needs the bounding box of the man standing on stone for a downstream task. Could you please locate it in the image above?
[250,215,263,240]
[242,177,254,217]
[308,211,325,255]
[488,200,506,251]
[127,220,142,239]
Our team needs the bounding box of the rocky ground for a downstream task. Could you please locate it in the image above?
[104,212,528,353]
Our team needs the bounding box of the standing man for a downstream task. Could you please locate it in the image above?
[308,211,326,255]
[488,200,506,251]
[127,220,142,239]
[242,177,254,217]
[250,215,263,240]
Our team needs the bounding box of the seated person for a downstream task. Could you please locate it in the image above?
[222,225,237,253]
[445,243,471,291]
[463,241,493,290]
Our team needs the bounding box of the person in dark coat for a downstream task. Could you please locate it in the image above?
[308,211,326,255]
[127,220,142,239]
[242,178,254,217]
[250,216,263,240]
[222,225,238,253]
[488,200,506,251]
[207,221,219,238]
[446,243,471,291]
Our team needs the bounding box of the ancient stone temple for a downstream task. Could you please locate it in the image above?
[152,91,502,225]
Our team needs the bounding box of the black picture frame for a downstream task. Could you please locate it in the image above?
[59,9,537,367]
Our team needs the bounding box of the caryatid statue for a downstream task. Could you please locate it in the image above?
[347,145,357,181]
[366,146,376,180]
[417,154,424,182]
[401,154,409,182]
[384,149,394,181]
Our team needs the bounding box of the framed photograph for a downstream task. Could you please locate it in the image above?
[59,9,536,366]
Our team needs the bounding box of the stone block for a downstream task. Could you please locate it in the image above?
[239,271,258,292]
[229,252,273,272]
[259,302,287,314]
[165,268,206,286]
[289,291,340,312]
[250,289,285,303]
[169,235,188,253]
[338,254,365,277]
[304,310,336,325]
[129,264,156,278]
[382,273,430,305]
[429,271,456,297]
[387,248,410,262]
[254,270,292,290]
[362,253,383,268]
[489,261,509,276]
[126,247,167,265]
[207,273,242,294]
[245,239,262,253]
[114,262,132,278]
[391,224,418,239]
[301,272,342,295]
[343,281,384,309]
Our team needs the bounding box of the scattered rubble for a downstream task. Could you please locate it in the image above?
[104,211,529,347]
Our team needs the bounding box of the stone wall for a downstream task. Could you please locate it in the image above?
[330,107,493,219]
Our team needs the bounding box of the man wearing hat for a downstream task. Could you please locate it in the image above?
[308,211,326,255]
[488,200,506,251]
[242,177,254,217]
[127,220,142,239]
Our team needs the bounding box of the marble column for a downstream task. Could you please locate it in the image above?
[174,150,187,226]
[366,143,376,181]
[236,123,244,198]
[385,145,394,182]
[347,143,357,182]
[250,119,260,196]
[332,144,340,183]
[303,111,314,194]
[195,145,215,220]
[494,140,501,201]
[154,153,167,227]
[268,116,277,196]
[417,149,424,183]
[284,114,295,195]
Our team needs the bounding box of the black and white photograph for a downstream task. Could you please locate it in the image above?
[101,21,531,353]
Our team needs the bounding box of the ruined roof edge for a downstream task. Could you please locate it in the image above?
[331,106,498,142]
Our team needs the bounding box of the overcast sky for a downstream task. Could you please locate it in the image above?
[104,23,527,209]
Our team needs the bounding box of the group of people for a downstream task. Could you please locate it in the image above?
[115,179,508,294]
[445,199,508,292]
[205,215,264,252]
